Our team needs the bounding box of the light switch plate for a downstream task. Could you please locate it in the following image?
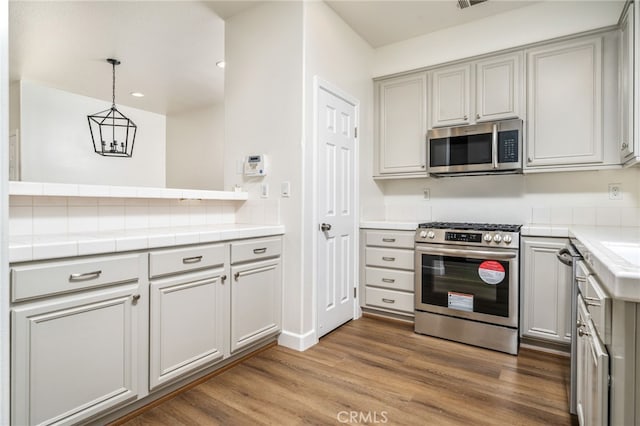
[261,183,269,198]
[281,182,290,198]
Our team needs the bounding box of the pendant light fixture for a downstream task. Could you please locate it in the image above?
[87,58,137,157]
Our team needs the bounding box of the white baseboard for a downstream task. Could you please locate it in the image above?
[278,329,317,351]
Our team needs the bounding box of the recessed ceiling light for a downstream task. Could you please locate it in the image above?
[130,92,145,98]
[216,61,226,69]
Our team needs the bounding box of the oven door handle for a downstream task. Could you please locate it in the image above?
[416,246,517,260]
[556,248,574,266]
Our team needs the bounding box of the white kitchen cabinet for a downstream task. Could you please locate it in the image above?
[621,2,638,165]
[374,72,428,178]
[475,52,522,122]
[359,229,415,318]
[430,52,522,128]
[431,63,471,127]
[230,237,282,353]
[149,243,228,390]
[525,36,605,168]
[521,237,572,345]
[10,254,145,426]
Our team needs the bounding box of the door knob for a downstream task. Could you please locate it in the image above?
[320,223,332,232]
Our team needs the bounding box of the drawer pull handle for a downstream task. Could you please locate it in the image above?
[69,270,102,281]
[253,248,267,254]
[382,278,395,283]
[382,298,395,304]
[221,275,227,284]
[382,257,395,262]
[183,256,203,264]
[132,294,141,305]
[382,238,396,243]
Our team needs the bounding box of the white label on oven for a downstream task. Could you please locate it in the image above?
[448,292,474,312]
[478,260,505,285]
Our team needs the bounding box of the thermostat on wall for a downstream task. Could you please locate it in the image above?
[244,154,267,177]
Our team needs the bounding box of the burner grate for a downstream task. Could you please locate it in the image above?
[418,222,522,232]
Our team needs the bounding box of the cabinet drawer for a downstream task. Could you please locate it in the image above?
[365,267,414,292]
[365,231,414,249]
[576,260,591,295]
[365,287,413,313]
[11,254,140,302]
[150,244,226,278]
[365,247,413,270]
[231,237,282,264]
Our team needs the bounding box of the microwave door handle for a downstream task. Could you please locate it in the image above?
[492,123,498,169]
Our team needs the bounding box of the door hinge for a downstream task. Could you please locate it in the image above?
[353,287,357,298]
[354,127,358,138]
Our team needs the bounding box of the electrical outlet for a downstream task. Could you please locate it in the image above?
[609,183,622,200]
[423,188,430,200]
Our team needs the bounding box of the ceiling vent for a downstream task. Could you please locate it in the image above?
[457,0,488,9]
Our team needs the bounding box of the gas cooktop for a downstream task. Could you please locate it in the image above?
[418,222,522,233]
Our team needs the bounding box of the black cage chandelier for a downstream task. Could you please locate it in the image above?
[87,58,137,157]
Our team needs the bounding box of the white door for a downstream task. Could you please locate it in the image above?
[317,84,357,338]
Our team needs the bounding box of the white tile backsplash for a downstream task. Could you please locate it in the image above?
[550,207,572,225]
[9,195,249,240]
[531,207,551,224]
[620,207,640,227]
[572,207,596,226]
[596,207,621,227]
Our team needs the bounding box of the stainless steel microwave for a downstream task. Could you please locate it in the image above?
[427,118,523,177]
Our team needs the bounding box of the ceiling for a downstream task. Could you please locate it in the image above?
[10,1,579,115]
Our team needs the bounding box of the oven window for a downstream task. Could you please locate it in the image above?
[420,254,510,317]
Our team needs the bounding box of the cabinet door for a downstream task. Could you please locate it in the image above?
[475,52,522,122]
[585,320,609,426]
[375,73,428,176]
[526,37,603,167]
[521,237,572,343]
[231,258,282,353]
[149,269,227,390]
[620,3,635,161]
[576,296,588,426]
[431,64,471,127]
[11,285,139,425]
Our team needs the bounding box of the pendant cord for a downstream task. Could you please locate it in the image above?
[112,61,116,108]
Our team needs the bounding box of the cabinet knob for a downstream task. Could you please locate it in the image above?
[476,113,480,120]
[132,294,141,305]
[221,275,227,284]
[463,115,468,121]
[578,327,590,337]
[527,157,532,163]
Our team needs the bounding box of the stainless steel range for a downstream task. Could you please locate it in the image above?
[414,222,521,355]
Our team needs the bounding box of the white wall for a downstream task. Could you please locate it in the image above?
[373,1,624,77]
[20,80,166,187]
[166,103,224,190]
[302,2,376,336]
[224,2,306,345]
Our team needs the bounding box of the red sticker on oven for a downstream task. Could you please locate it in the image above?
[478,261,505,285]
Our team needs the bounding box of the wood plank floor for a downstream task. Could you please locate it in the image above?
[120,317,575,425]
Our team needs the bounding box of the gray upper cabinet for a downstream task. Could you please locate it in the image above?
[526,35,606,169]
[475,52,522,122]
[374,72,428,178]
[620,2,637,165]
[431,52,522,128]
[431,63,472,127]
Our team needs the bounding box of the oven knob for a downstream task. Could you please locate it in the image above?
[419,230,428,239]
[493,234,503,243]
[483,233,493,242]
[503,235,512,244]
[427,231,435,239]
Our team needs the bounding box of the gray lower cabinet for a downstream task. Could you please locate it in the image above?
[520,237,572,345]
[230,238,282,353]
[10,253,146,426]
[360,229,415,318]
[148,243,229,391]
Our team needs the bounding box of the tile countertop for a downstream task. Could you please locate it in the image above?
[9,224,285,263]
[360,221,419,231]
[569,226,640,302]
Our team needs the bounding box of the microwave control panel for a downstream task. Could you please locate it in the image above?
[445,232,482,243]
[498,130,519,163]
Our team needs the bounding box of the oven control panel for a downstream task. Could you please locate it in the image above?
[416,228,520,249]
